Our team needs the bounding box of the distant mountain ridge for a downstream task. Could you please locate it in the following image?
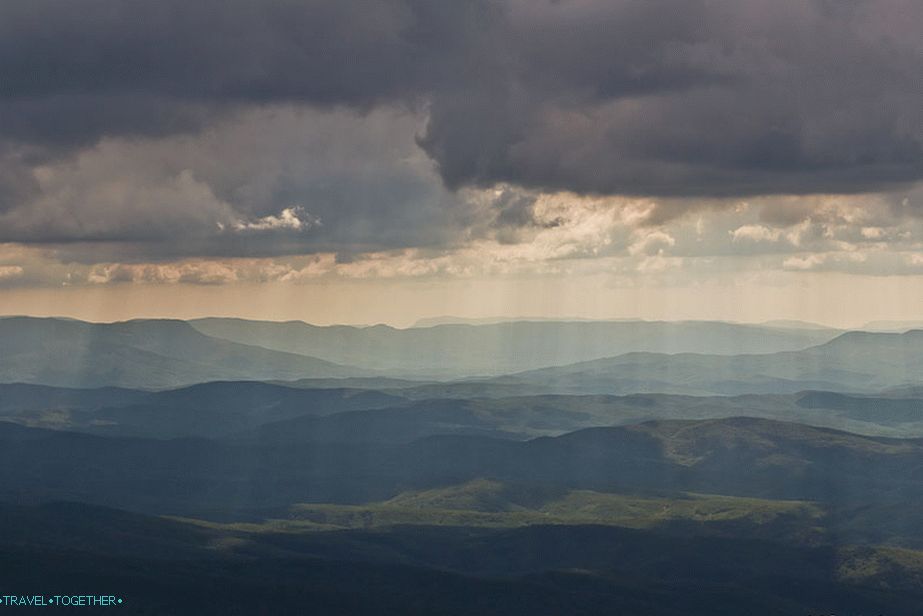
[495,329,923,396]
[0,317,365,389]
[191,317,842,378]
[0,316,917,391]
[412,315,607,327]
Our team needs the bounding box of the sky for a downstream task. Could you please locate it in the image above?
[0,0,921,327]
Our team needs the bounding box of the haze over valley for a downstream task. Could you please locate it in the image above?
[0,315,921,613]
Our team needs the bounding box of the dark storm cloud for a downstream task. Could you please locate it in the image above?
[0,0,497,147]
[420,0,923,197]
[0,0,921,252]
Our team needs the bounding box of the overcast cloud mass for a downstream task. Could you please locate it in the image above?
[0,0,921,321]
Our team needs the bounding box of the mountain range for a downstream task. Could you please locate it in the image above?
[0,317,360,388]
[1,315,922,614]
[4,316,917,390]
[493,329,923,395]
[190,317,841,377]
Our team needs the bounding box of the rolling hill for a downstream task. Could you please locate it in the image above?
[4,380,921,441]
[498,329,923,395]
[248,390,923,444]
[0,381,405,438]
[0,317,365,388]
[5,500,922,615]
[1,417,920,515]
[191,317,840,377]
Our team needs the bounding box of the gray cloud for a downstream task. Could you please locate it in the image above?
[0,107,475,260]
[422,0,923,197]
[0,0,921,260]
[0,0,495,146]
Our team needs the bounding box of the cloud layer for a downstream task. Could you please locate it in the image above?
[2,0,921,197]
[0,0,921,288]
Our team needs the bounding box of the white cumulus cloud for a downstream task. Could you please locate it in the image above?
[224,207,320,233]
